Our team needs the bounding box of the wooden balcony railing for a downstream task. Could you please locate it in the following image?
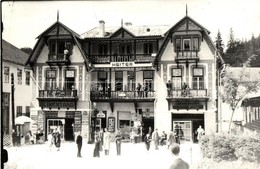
[91,54,155,63]
[46,54,71,65]
[38,89,77,98]
[176,50,199,59]
[90,90,155,100]
[168,89,208,99]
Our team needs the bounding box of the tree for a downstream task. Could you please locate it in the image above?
[20,47,33,55]
[220,56,260,133]
[215,30,224,54]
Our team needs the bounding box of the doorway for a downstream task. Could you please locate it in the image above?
[142,117,154,139]
[65,118,74,141]
[173,121,192,143]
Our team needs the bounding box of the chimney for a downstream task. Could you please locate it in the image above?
[124,22,132,27]
[99,20,105,37]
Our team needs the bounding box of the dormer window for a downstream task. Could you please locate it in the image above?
[174,36,200,52]
[48,40,73,61]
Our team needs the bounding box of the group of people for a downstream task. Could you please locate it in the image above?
[166,80,190,97]
[47,128,61,151]
[76,128,123,158]
[136,83,149,97]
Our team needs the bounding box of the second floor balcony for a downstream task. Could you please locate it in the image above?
[167,89,209,99]
[90,90,155,102]
[175,50,199,67]
[91,54,155,64]
[37,89,78,110]
[46,53,71,66]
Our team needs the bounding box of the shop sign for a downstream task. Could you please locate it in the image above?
[108,117,115,132]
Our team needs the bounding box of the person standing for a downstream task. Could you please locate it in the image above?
[93,131,100,157]
[169,143,189,169]
[47,131,53,151]
[167,130,175,149]
[196,125,205,142]
[166,80,172,97]
[54,130,61,151]
[99,128,104,151]
[152,128,159,150]
[115,130,123,155]
[144,133,151,151]
[76,132,83,157]
[175,124,181,144]
[160,131,167,146]
[103,128,111,155]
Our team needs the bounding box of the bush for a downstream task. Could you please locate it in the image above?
[193,158,260,169]
[200,133,260,163]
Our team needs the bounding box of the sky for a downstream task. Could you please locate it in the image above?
[2,0,260,49]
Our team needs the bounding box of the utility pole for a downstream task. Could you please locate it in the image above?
[11,73,15,132]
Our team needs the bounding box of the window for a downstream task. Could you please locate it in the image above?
[118,111,131,128]
[144,43,153,54]
[17,106,22,117]
[49,41,72,54]
[45,70,57,90]
[65,70,75,90]
[192,67,204,89]
[172,68,182,90]
[26,106,30,117]
[115,71,123,91]
[143,71,154,91]
[175,39,181,51]
[183,39,190,51]
[25,71,30,85]
[127,71,135,91]
[98,44,108,55]
[4,67,9,83]
[175,36,200,51]
[119,44,132,54]
[17,69,22,85]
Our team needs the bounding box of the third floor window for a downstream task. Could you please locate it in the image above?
[175,37,200,52]
[17,69,22,85]
[192,67,204,89]
[49,41,72,55]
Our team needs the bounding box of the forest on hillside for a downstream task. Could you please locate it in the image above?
[215,28,260,67]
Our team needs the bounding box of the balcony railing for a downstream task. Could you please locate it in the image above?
[176,50,199,59]
[90,90,155,100]
[38,89,77,98]
[46,54,71,65]
[168,89,208,99]
[91,54,155,63]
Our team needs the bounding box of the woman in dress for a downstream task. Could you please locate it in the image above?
[103,128,111,155]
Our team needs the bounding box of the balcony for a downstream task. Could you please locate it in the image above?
[91,54,155,64]
[91,90,155,112]
[37,89,78,109]
[175,50,199,67]
[46,53,71,66]
[166,89,209,110]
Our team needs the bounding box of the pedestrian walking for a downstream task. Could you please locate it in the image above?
[27,131,35,144]
[169,143,189,169]
[103,128,111,155]
[144,133,151,151]
[152,128,159,150]
[47,131,54,151]
[160,131,167,146]
[93,131,101,157]
[115,130,123,155]
[167,130,175,149]
[76,132,83,157]
[99,128,104,151]
[54,129,61,151]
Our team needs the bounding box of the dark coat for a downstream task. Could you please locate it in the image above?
[76,135,82,145]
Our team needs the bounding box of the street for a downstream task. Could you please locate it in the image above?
[4,141,201,169]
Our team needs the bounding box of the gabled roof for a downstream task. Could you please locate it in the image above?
[2,39,29,65]
[81,25,170,38]
[154,16,216,65]
[26,21,89,69]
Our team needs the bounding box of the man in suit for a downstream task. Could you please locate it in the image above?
[76,132,83,157]
[169,143,189,169]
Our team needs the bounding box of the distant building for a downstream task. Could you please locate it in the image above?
[2,39,32,146]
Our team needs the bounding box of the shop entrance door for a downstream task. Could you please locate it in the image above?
[173,121,192,143]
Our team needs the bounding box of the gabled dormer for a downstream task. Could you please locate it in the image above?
[26,20,90,70]
[155,15,216,69]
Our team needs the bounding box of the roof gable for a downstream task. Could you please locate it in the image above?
[110,27,135,39]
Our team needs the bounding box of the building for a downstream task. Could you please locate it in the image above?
[154,15,219,143]
[26,12,221,143]
[2,39,32,146]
